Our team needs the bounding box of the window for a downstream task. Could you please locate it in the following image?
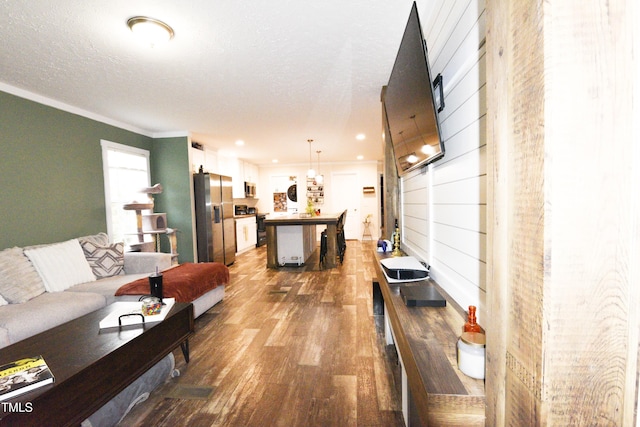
[101,140,151,247]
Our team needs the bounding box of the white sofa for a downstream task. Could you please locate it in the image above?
[0,233,225,349]
[0,233,225,426]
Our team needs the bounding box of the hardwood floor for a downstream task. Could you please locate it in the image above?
[124,241,404,426]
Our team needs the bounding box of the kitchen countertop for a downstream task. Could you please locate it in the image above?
[263,212,342,226]
[234,214,257,219]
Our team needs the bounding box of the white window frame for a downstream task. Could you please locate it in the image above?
[101,140,151,243]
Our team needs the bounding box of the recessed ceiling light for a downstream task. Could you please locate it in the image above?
[235,140,245,146]
[357,155,364,160]
[127,16,174,46]
[421,144,435,155]
[356,133,366,141]
[272,159,279,163]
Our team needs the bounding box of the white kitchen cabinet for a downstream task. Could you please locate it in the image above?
[244,162,259,184]
[190,147,205,173]
[218,154,234,180]
[205,149,219,174]
[232,160,245,198]
[235,216,257,253]
[217,156,259,198]
[191,145,220,174]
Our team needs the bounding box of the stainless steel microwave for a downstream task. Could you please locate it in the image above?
[244,182,256,198]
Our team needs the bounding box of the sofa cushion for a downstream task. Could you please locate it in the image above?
[69,273,148,305]
[81,241,125,279]
[0,327,10,349]
[24,239,96,292]
[0,291,106,346]
[0,247,46,303]
[123,252,172,275]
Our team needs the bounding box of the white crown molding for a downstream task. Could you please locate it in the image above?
[0,81,155,137]
[152,130,190,139]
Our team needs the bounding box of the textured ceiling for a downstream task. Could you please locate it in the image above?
[0,0,422,166]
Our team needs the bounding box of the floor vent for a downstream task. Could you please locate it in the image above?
[164,384,215,400]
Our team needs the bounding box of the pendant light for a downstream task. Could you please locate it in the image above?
[307,139,315,179]
[315,150,323,184]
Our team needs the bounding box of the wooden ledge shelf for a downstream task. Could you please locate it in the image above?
[372,250,485,426]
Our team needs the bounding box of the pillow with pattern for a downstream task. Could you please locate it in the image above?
[81,241,125,279]
[0,247,46,303]
[78,232,110,247]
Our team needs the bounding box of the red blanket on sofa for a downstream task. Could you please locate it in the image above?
[115,262,229,303]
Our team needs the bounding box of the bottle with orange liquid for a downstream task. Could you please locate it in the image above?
[464,305,482,333]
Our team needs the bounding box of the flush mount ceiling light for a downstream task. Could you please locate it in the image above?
[127,16,174,46]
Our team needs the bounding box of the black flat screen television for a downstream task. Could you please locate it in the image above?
[384,2,445,176]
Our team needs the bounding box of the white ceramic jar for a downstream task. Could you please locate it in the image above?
[457,331,486,379]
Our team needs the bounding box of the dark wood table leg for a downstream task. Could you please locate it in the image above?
[180,339,190,363]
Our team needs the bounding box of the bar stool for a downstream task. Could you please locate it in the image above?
[319,230,327,265]
[337,228,346,263]
[319,210,347,267]
[337,210,347,263]
[362,221,373,241]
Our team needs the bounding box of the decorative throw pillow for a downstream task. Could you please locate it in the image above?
[78,232,110,247]
[81,241,125,279]
[24,239,96,293]
[0,247,46,303]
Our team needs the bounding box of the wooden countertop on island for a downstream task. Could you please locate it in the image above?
[263,212,342,225]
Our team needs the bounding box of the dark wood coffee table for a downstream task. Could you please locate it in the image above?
[0,301,194,427]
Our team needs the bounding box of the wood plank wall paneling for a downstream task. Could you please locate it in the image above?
[485,0,509,424]
[402,0,487,322]
[487,0,639,425]
[496,0,547,422]
[542,0,637,424]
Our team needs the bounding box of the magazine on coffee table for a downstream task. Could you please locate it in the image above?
[99,298,176,329]
[0,355,54,401]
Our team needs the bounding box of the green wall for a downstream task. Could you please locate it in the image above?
[150,137,194,263]
[0,90,194,263]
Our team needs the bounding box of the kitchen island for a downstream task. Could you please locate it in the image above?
[265,211,343,268]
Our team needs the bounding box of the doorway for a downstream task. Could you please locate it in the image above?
[331,172,360,240]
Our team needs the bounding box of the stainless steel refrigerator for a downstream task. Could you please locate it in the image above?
[193,170,235,266]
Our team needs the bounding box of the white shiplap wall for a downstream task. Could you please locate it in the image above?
[402,0,487,323]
